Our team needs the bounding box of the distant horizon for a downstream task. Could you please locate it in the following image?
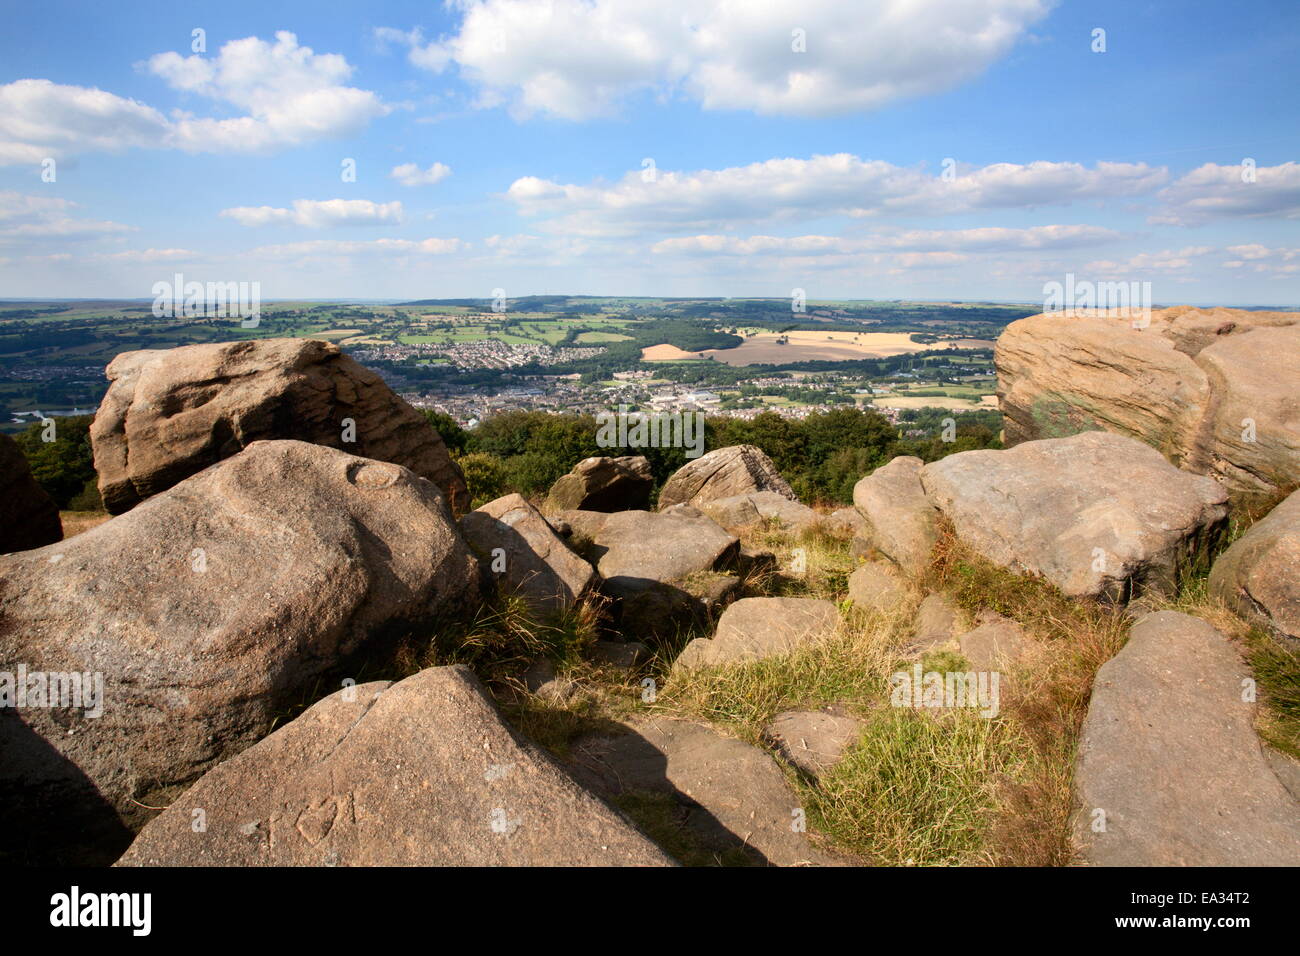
[3,296,1298,310]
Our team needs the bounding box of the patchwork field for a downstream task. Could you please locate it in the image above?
[691,331,996,366]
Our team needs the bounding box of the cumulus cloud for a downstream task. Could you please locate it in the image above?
[220,199,404,228]
[381,0,1050,119]
[0,79,171,164]
[0,190,134,242]
[146,31,389,152]
[0,33,386,164]
[1152,161,1300,224]
[507,155,1168,235]
[391,162,452,186]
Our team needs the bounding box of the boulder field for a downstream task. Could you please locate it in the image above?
[3,330,1297,868]
[0,440,478,864]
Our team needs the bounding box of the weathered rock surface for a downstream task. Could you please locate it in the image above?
[1209,489,1300,643]
[460,493,595,616]
[676,597,839,670]
[117,666,673,866]
[921,431,1228,600]
[91,338,468,515]
[658,445,795,510]
[852,456,939,574]
[698,490,818,532]
[545,455,653,512]
[0,432,61,554]
[557,506,740,638]
[1073,611,1300,866]
[828,506,867,535]
[764,706,864,779]
[570,716,839,866]
[908,593,960,656]
[846,560,907,614]
[996,307,1300,504]
[958,613,1030,671]
[0,440,478,865]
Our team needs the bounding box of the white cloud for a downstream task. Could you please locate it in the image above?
[1083,246,1215,276]
[0,79,171,164]
[391,161,452,186]
[1153,162,1300,225]
[383,0,1050,119]
[507,155,1168,235]
[90,248,196,262]
[0,190,134,242]
[652,225,1122,257]
[146,32,389,152]
[1222,243,1300,276]
[0,33,387,165]
[220,199,404,228]
[250,237,465,259]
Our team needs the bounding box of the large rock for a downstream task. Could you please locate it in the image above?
[698,490,818,533]
[570,716,839,866]
[557,506,740,638]
[1209,488,1300,643]
[676,597,839,670]
[852,456,939,574]
[996,307,1300,504]
[117,666,672,866]
[921,431,1229,600]
[460,493,595,616]
[0,440,478,865]
[657,445,795,510]
[544,456,653,512]
[91,338,468,515]
[846,560,907,614]
[1073,611,1300,866]
[0,432,61,554]
[763,706,864,779]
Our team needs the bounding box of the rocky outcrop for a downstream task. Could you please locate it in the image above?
[460,493,595,616]
[557,506,740,638]
[1209,488,1300,643]
[0,432,61,554]
[91,338,468,515]
[570,716,840,866]
[852,456,939,575]
[921,431,1228,600]
[676,597,839,669]
[657,445,795,510]
[697,490,818,533]
[0,440,478,865]
[996,307,1300,504]
[544,455,653,512]
[117,666,673,866]
[1073,611,1300,866]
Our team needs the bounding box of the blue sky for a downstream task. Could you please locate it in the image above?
[1,0,1297,303]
